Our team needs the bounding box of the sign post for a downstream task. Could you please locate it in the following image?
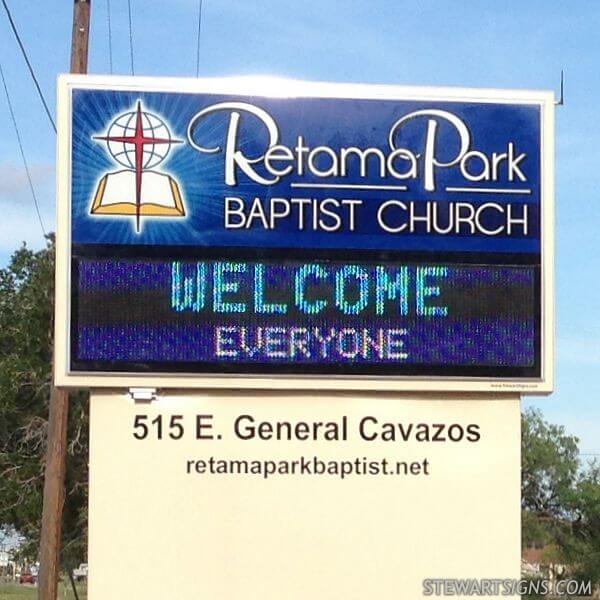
[55,75,554,598]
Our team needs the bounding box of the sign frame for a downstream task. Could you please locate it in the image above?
[55,74,555,393]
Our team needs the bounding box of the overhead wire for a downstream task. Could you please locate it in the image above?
[196,0,203,77]
[127,0,135,75]
[106,0,113,74]
[0,62,47,238]
[1,0,56,133]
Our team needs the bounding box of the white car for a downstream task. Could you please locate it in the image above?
[72,563,88,581]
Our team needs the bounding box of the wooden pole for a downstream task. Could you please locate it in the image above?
[38,3,90,599]
[70,0,91,75]
[38,388,69,600]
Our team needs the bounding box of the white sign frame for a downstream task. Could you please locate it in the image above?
[55,75,555,393]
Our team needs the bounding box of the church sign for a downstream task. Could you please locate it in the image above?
[54,75,554,392]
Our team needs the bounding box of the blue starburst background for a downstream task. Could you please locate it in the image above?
[71,88,541,253]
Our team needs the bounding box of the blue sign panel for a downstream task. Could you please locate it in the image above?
[71,90,540,254]
[61,77,551,385]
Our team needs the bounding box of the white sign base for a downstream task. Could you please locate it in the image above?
[88,391,521,599]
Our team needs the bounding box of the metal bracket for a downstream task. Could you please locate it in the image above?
[128,387,158,402]
[555,70,565,106]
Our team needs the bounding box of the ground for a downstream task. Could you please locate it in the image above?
[0,582,86,599]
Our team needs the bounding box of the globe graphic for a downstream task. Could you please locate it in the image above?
[106,109,173,170]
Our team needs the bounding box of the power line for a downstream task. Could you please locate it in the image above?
[196,0,203,77]
[106,0,113,74]
[0,62,47,238]
[127,0,135,75]
[1,0,56,133]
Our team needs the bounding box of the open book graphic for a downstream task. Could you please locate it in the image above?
[91,170,185,216]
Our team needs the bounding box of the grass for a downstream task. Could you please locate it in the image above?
[0,582,87,600]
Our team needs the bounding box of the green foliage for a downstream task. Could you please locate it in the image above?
[0,239,88,565]
[521,407,580,516]
[521,407,579,552]
[560,462,600,582]
[522,408,600,584]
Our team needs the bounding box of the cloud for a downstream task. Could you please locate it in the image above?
[0,162,54,263]
[0,162,54,199]
[0,203,53,255]
[0,164,55,263]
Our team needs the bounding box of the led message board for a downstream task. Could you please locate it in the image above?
[55,76,554,392]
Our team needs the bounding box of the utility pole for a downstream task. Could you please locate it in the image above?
[38,3,90,599]
[70,0,91,74]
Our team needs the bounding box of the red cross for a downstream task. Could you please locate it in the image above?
[95,100,182,232]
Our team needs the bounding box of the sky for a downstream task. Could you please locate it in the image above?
[0,0,598,455]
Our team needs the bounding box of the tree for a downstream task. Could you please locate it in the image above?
[521,407,579,548]
[522,408,600,585]
[521,408,580,516]
[0,239,88,565]
[560,462,600,583]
